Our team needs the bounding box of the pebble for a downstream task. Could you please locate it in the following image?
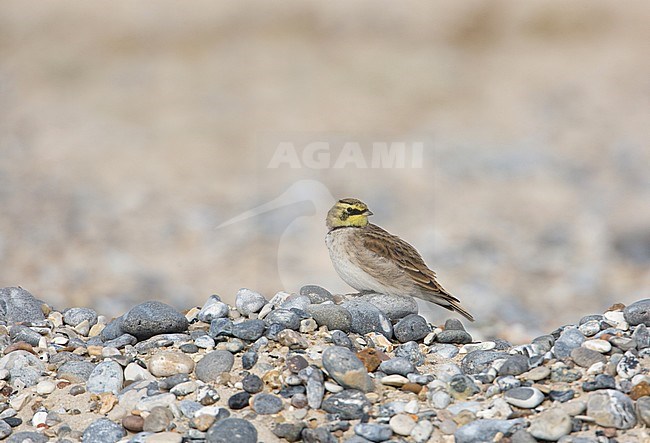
[322,346,373,392]
[321,390,370,420]
[498,354,530,376]
[86,360,123,394]
[235,288,267,316]
[231,319,266,341]
[194,350,234,383]
[587,389,637,429]
[616,351,641,379]
[341,300,393,338]
[252,393,283,414]
[461,350,508,374]
[378,357,415,376]
[570,347,607,368]
[197,295,230,322]
[81,418,126,443]
[356,293,418,321]
[206,418,257,443]
[148,351,195,377]
[549,389,575,403]
[354,423,393,442]
[393,314,431,343]
[264,309,301,330]
[9,325,41,346]
[553,327,586,359]
[430,343,460,359]
[300,285,333,304]
[0,287,46,323]
[121,301,189,340]
[143,406,173,432]
[228,392,251,410]
[411,419,434,443]
[454,419,524,443]
[395,341,425,366]
[389,413,416,436]
[582,374,616,391]
[242,374,264,393]
[122,415,145,432]
[623,299,650,326]
[437,328,473,345]
[305,304,353,332]
[273,422,306,442]
[523,365,551,381]
[279,295,311,311]
[637,396,650,426]
[63,307,98,327]
[35,380,56,395]
[578,320,601,337]
[581,338,611,353]
[277,329,309,349]
[528,408,572,441]
[504,387,545,408]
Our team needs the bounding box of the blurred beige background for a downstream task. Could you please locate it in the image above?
[1,1,649,339]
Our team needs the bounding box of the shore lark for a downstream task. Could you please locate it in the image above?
[326,198,474,321]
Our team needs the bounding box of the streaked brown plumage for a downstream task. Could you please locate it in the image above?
[326,198,474,321]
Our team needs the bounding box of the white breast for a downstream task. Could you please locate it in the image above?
[326,228,387,293]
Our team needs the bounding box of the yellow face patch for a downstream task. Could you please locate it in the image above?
[326,199,373,229]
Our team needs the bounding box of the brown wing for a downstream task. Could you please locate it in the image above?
[359,224,474,321]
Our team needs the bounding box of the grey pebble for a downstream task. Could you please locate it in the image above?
[393,314,431,343]
[252,393,284,414]
[395,341,426,366]
[354,423,393,442]
[194,334,215,349]
[341,300,393,338]
[429,343,460,359]
[231,319,266,341]
[379,358,416,377]
[331,330,355,351]
[357,293,418,321]
[321,390,370,420]
[100,316,125,341]
[197,295,230,322]
[9,325,42,346]
[63,307,98,327]
[623,299,650,326]
[195,350,234,383]
[280,295,312,311]
[273,422,306,442]
[498,354,529,376]
[582,374,616,391]
[209,318,233,338]
[0,421,11,440]
[86,360,124,394]
[242,351,258,370]
[235,288,267,316]
[242,374,264,393]
[103,333,137,349]
[461,350,508,374]
[0,287,46,324]
[0,350,45,387]
[7,432,49,443]
[206,418,257,443]
[57,360,96,383]
[637,396,650,426]
[504,387,545,408]
[142,406,173,432]
[553,327,585,359]
[306,304,353,333]
[454,419,524,443]
[587,389,637,429]
[300,285,333,304]
[264,309,301,330]
[121,301,188,340]
[632,323,650,349]
[570,347,606,368]
[81,418,126,443]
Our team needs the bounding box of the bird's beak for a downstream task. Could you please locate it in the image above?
[364,210,373,216]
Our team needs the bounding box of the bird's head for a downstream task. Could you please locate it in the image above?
[326,198,373,229]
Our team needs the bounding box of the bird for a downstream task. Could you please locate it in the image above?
[325,198,474,321]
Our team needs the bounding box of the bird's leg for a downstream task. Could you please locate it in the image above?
[347,290,374,297]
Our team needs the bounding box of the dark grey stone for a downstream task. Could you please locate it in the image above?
[531,335,555,353]
[549,389,575,402]
[302,427,337,443]
[0,287,45,324]
[206,418,257,443]
[100,316,125,341]
[553,327,585,359]
[632,323,650,349]
[582,374,616,392]
[395,341,425,366]
[322,390,370,420]
[228,392,251,410]
[570,347,607,368]
[436,329,472,344]
[354,423,393,442]
[341,300,393,338]
[498,354,530,376]
[393,314,431,343]
[9,324,42,346]
[273,422,306,443]
[232,319,266,341]
[235,288,267,316]
[103,333,137,349]
[306,304,353,332]
[57,360,96,383]
[81,418,126,443]
[121,301,188,340]
[7,432,48,443]
[195,350,234,383]
[242,351,258,370]
[624,299,650,326]
[252,393,284,414]
[300,285,333,304]
[357,293,418,321]
[242,374,264,394]
[330,330,355,351]
[209,318,233,338]
[454,419,524,443]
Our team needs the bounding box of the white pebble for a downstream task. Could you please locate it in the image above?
[324,381,344,393]
[603,311,629,330]
[36,380,56,395]
[405,399,420,414]
[31,410,48,427]
[411,420,433,443]
[390,413,416,436]
[581,339,611,353]
[380,375,409,387]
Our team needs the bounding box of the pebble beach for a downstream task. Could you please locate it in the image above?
[0,285,649,442]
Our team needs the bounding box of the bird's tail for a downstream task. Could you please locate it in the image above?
[418,290,475,322]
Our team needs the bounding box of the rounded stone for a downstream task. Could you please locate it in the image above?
[321,390,371,420]
[264,309,301,330]
[300,285,333,304]
[148,351,195,377]
[0,350,45,387]
[587,389,637,429]
[197,295,229,323]
[228,392,251,410]
[357,293,418,321]
[461,351,508,375]
[57,360,96,383]
[122,415,144,432]
[121,301,189,340]
[143,406,174,433]
[206,418,257,443]
[63,307,98,327]
[498,354,529,376]
[581,339,611,353]
[553,327,586,359]
[394,314,431,343]
[0,287,46,324]
[86,360,124,395]
[379,358,416,377]
[354,423,393,442]
[571,347,608,368]
[322,346,373,392]
[195,350,234,383]
[35,380,56,395]
[306,304,353,332]
[242,374,264,394]
[504,387,545,409]
[528,408,572,441]
[341,300,393,338]
[235,288,267,316]
[436,329,473,344]
[252,393,284,414]
[279,295,312,311]
[389,413,416,436]
[81,418,126,443]
[231,319,266,341]
[623,299,650,326]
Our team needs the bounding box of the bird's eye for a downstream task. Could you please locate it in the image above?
[345,207,353,214]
